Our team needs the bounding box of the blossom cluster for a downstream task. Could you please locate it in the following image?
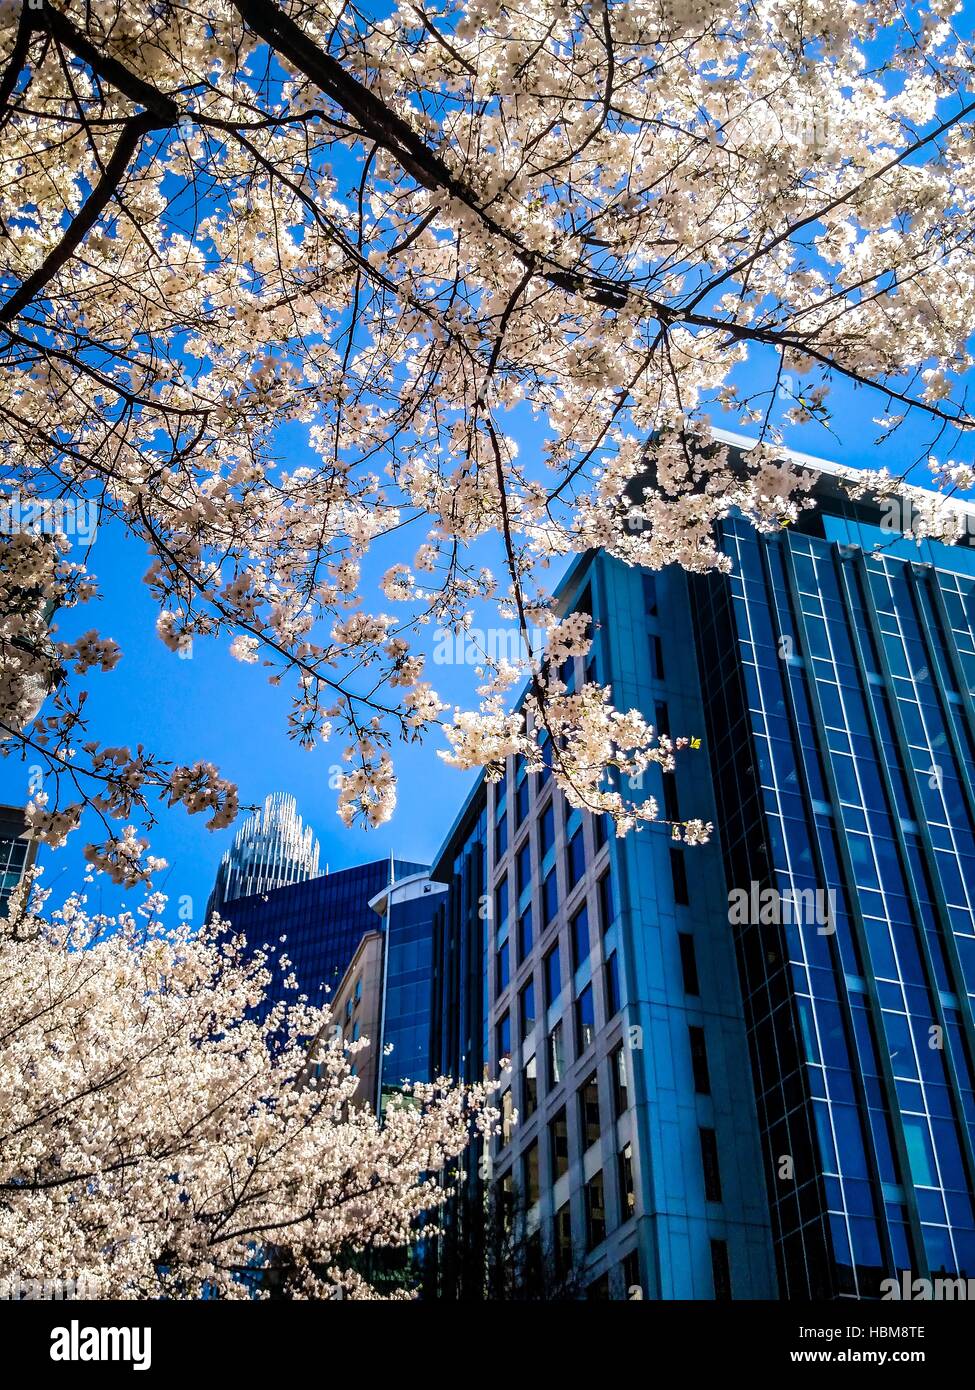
[0,878,496,1299]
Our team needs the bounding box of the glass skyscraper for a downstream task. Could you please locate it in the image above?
[692,481,975,1298]
[426,443,975,1301]
[206,791,322,920]
[224,856,427,1013]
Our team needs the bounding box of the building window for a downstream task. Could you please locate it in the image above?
[618,1142,635,1222]
[354,977,362,1003]
[571,902,590,970]
[555,1202,573,1282]
[689,1025,711,1094]
[540,799,556,856]
[584,1171,607,1251]
[567,826,586,889]
[544,941,561,1008]
[524,1140,540,1206]
[501,1089,515,1146]
[579,1071,600,1149]
[496,938,510,994]
[612,1043,629,1118]
[516,773,530,826]
[345,999,353,1022]
[524,1054,538,1118]
[670,847,690,905]
[550,1106,569,1181]
[622,1249,641,1298]
[650,634,665,680]
[662,770,679,823]
[642,571,657,615]
[575,984,595,1056]
[678,932,700,995]
[518,906,533,962]
[543,867,559,925]
[700,1126,722,1202]
[517,841,532,897]
[495,876,509,930]
[351,1020,360,1042]
[538,732,553,785]
[520,978,535,1042]
[501,1172,515,1234]
[497,1011,511,1060]
[605,950,620,1017]
[549,1020,565,1088]
[524,1230,543,1298]
[495,810,508,859]
[598,870,615,934]
[593,810,608,850]
[710,1239,732,1301]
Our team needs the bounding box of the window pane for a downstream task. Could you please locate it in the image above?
[571,903,590,970]
[496,939,510,993]
[689,1024,711,1094]
[524,1140,540,1206]
[517,841,532,896]
[544,867,559,925]
[549,1021,565,1087]
[612,1044,629,1116]
[541,800,556,855]
[518,906,533,961]
[524,1054,537,1118]
[579,1071,600,1149]
[550,1106,569,1181]
[618,1142,635,1222]
[567,827,586,889]
[545,942,561,1008]
[576,984,595,1056]
[599,871,616,934]
[585,1171,607,1250]
[710,1239,732,1300]
[700,1126,722,1202]
[670,847,690,905]
[605,950,620,1016]
[678,932,700,995]
[520,978,535,1041]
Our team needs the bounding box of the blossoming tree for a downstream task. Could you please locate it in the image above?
[2,0,975,872]
[0,882,496,1298]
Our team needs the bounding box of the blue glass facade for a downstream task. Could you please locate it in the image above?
[372,874,447,1106]
[224,858,425,1012]
[692,504,975,1297]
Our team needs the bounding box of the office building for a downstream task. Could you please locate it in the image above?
[690,447,975,1297]
[426,437,975,1300]
[428,551,777,1301]
[321,872,447,1113]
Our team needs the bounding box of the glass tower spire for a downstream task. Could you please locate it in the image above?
[206,791,322,920]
